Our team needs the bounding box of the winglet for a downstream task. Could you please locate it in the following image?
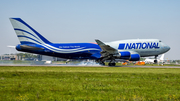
[95,39,106,46]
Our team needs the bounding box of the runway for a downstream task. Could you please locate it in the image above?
[0,63,180,68]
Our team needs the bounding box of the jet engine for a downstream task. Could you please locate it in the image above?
[113,51,140,61]
[129,54,140,61]
[113,51,131,60]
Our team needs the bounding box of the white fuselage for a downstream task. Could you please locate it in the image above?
[106,39,170,57]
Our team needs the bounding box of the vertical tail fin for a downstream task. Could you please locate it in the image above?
[9,18,51,44]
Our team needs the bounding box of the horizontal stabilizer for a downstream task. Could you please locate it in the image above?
[7,46,16,48]
[16,45,44,51]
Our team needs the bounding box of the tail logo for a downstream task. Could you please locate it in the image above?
[10,18,51,44]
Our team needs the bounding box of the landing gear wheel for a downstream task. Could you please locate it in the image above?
[108,63,116,66]
[100,62,105,66]
[96,59,105,66]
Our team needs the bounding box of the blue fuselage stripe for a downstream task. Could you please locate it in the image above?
[16,43,102,59]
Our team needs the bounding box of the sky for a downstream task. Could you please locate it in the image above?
[1,0,180,60]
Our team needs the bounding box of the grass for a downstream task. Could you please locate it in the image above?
[1,60,180,67]
[0,66,180,100]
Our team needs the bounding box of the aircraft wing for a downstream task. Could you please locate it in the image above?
[95,39,119,57]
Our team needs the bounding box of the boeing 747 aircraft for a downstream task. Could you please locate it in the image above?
[9,18,170,66]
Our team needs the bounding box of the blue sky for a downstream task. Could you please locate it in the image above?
[1,0,180,60]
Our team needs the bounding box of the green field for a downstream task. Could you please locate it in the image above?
[0,66,180,100]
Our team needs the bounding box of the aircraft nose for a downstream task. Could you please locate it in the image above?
[164,45,170,52]
[167,45,170,51]
[162,43,170,52]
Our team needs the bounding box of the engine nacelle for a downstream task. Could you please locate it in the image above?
[113,51,131,60]
[129,54,140,61]
[113,51,140,61]
[119,51,131,59]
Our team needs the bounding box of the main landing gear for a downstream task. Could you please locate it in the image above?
[108,62,116,66]
[100,62,105,66]
[96,59,105,66]
[108,60,116,66]
[96,59,116,66]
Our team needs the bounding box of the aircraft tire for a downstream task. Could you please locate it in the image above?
[108,63,116,66]
[112,63,116,66]
[100,62,105,66]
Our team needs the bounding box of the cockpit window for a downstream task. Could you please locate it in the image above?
[159,40,162,42]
